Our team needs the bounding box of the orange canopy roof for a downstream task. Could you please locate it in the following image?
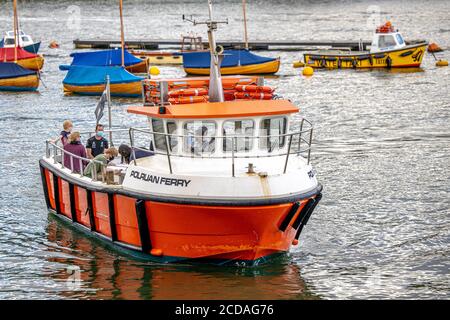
[127,100,299,119]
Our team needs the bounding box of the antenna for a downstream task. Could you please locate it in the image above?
[183,0,228,102]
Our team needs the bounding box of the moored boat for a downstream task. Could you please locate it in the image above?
[0,30,41,54]
[59,49,150,73]
[0,46,44,71]
[62,65,143,97]
[182,49,280,75]
[302,22,427,69]
[130,50,183,65]
[0,61,39,91]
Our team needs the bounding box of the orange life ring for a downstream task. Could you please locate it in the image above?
[168,88,208,97]
[169,96,209,104]
[234,92,273,100]
[235,85,274,94]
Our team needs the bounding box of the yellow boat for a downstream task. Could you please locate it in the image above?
[0,47,44,71]
[130,50,183,65]
[303,22,427,69]
[185,56,281,75]
[15,55,44,71]
[0,62,39,91]
[63,82,141,97]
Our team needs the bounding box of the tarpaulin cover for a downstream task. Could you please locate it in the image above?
[182,50,276,69]
[63,65,143,86]
[0,62,36,79]
[62,49,142,70]
[0,47,38,61]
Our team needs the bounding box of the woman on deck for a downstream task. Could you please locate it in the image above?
[63,132,87,173]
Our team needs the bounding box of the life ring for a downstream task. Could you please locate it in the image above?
[168,96,209,104]
[224,90,236,101]
[235,85,274,94]
[234,92,273,100]
[168,88,208,97]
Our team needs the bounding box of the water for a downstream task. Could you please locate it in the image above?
[0,0,449,299]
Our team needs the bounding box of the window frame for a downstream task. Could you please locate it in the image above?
[222,118,256,153]
[258,116,288,152]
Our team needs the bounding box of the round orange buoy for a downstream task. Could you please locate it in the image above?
[48,40,59,49]
[150,248,163,256]
[436,59,448,67]
[428,42,443,53]
[292,239,299,246]
[302,66,314,76]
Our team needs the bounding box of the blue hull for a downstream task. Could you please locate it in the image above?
[0,40,40,54]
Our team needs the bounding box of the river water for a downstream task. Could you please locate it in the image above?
[0,0,449,299]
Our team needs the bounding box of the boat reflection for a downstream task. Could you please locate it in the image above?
[45,214,319,300]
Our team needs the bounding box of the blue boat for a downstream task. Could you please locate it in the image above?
[62,65,144,97]
[181,49,280,75]
[0,61,39,91]
[59,49,149,73]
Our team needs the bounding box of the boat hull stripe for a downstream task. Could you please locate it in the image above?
[108,193,118,242]
[53,173,61,215]
[68,183,77,223]
[292,198,316,230]
[86,190,96,232]
[40,166,51,210]
[295,193,322,240]
[278,202,300,232]
[135,199,151,253]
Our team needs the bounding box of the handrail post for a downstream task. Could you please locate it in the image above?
[164,133,173,174]
[92,161,97,181]
[298,118,304,156]
[231,137,236,177]
[129,128,138,165]
[45,141,50,158]
[70,154,74,173]
[308,128,313,164]
[79,158,84,177]
[53,145,57,164]
[283,134,293,174]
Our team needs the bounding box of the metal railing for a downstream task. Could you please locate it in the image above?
[45,118,313,180]
[45,140,108,182]
[128,118,313,176]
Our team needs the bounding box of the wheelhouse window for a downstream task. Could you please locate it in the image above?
[395,34,404,45]
[378,35,396,48]
[259,117,287,152]
[223,120,254,152]
[5,38,15,45]
[167,121,178,152]
[183,121,216,155]
[151,118,167,151]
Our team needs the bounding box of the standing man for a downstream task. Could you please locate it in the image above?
[86,124,109,159]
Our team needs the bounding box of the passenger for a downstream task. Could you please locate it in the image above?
[84,147,118,178]
[86,124,109,159]
[118,144,132,164]
[51,120,72,146]
[63,132,87,173]
[189,126,215,154]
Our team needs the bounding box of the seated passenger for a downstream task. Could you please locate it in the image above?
[63,132,87,173]
[84,147,118,178]
[189,126,215,155]
[118,144,132,164]
[86,124,109,159]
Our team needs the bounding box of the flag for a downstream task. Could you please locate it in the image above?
[94,80,110,124]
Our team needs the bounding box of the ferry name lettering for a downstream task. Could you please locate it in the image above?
[130,170,191,187]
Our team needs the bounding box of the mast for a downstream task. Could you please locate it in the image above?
[242,0,249,50]
[119,0,125,67]
[13,0,18,62]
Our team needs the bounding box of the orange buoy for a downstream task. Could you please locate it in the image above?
[150,248,163,256]
[428,42,443,53]
[168,95,208,104]
[234,91,273,100]
[49,40,60,49]
[168,88,208,97]
[235,84,274,94]
[292,239,299,246]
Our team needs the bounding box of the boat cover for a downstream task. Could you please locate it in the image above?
[0,62,36,79]
[60,49,142,70]
[181,49,276,69]
[62,65,143,86]
[0,47,39,61]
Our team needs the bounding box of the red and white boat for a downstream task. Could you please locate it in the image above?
[39,1,322,266]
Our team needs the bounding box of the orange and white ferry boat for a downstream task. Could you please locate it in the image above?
[39,2,322,266]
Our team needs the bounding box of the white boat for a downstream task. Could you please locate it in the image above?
[0,30,41,54]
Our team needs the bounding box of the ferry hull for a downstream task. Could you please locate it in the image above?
[304,43,427,69]
[0,74,39,91]
[185,59,281,76]
[63,81,142,97]
[40,160,322,266]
